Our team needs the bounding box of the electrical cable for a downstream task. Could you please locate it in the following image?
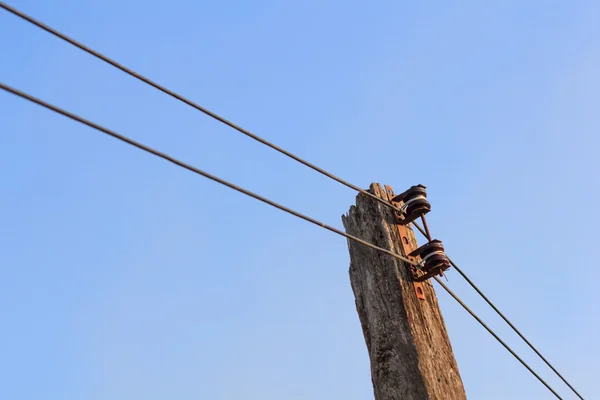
[0,81,417,268]
[1,81,565,399]
[0,4,584,396]
[413,222,584,400]
[433,277,563,400]
[0,1,396,213]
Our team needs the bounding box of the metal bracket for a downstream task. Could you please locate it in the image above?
[384,185,426,301]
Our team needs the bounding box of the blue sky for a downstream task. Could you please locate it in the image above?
[1,1,599,398]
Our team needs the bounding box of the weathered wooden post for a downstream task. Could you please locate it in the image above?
[342,183,466,400]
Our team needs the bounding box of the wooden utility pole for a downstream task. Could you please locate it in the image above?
[342,183,466,400]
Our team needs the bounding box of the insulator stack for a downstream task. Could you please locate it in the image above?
[392,184,431,225]
[389,183,450,283]
[409,239,451,281]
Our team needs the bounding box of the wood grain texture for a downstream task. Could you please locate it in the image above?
[342,183,466,400]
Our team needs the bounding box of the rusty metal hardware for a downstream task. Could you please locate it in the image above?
[392,184,431,225]
[387,183,451,286]
[384,185,426,300]
[410,240,451,282]
[420,212,433,242]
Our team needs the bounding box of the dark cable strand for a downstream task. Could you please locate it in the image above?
[2,81,565,399]
[0,2,431,230]
[0,1,398,212]
[0,4,584,397]
[433,277,564,400]
[415,222,584,400]
[0,82,417,268]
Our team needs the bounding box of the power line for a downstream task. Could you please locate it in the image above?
[433,277,563,400]
[0,82,564,399]
[0,4,583,397]
[0,1,399,215]
[413,222,584,400]
[0,82,416,268]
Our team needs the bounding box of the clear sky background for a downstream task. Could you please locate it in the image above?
[1,1,598,399]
